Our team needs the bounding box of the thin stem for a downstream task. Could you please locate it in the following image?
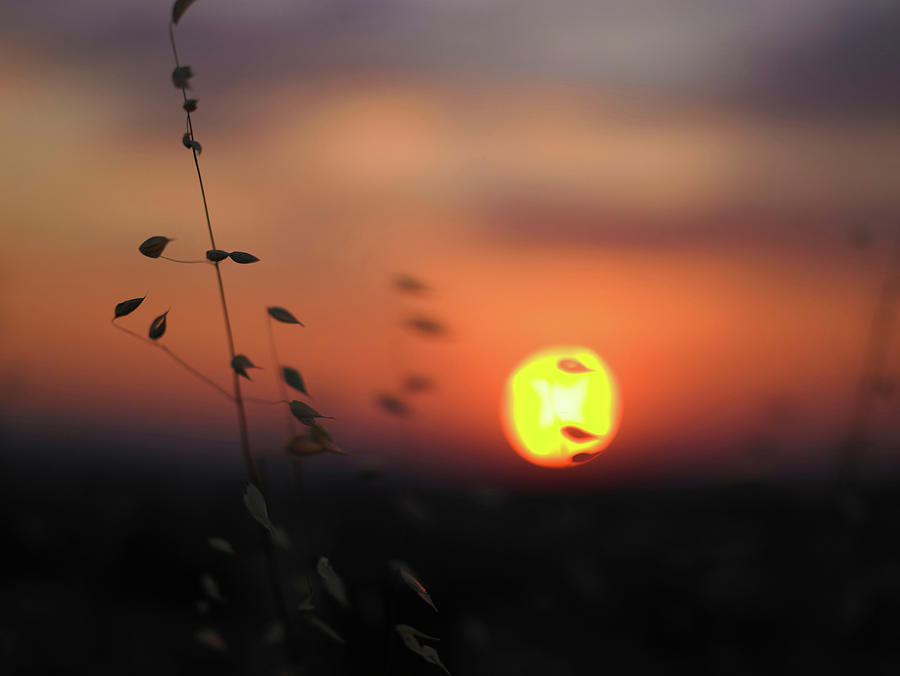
[267,314,297,439]
[188,116,218,250]
[161,255,208,264]
[170,22,253,479]
[168,21,181,69]
[112,319,233,401]
[168,19,294,661]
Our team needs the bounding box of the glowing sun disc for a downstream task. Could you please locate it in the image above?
[501,346,622,468]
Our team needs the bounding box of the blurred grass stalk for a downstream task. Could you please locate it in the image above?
[840,224,900,500]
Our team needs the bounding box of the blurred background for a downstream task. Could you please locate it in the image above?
[1,0,899,673]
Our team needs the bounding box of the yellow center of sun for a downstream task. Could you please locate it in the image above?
[500,346,621,468]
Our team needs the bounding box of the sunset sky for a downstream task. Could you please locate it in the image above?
[2,0,898,487]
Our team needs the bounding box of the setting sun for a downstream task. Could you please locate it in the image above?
[501,346,622,468]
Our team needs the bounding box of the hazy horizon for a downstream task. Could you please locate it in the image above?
[1,0,898,488]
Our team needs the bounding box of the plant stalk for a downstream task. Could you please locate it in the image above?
[841,223,900,482]
[168,18,294,659]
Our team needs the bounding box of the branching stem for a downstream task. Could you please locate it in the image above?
[112,319,232,400]
[167,17,294,658]
[161,255,208,264]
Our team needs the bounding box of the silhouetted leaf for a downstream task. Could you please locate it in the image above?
[201,574,225,603]
[406,316,446,336]
[268,306,304,325]
[321,439,346,455]
[229,251,259,264]
[393,274,428,294]
[376,393,410,416]
[206,249,229,262]
[397,628,421,654]
[298,597,315,612]
[285,427,344,456]
[182,133,202,154]
[148,311,168,340]
[403,374,432,393]
[289,400,328,425]
[183,98,198,112]
[231,354,260,380]
[195,600,210,614]
[194,627,227,652]
[561,425,598,441]
[316,557,348,607]
[172,65,193,89]
[395,625,440,641]
[243,484,274,531]
[399,567,438,612]
[282,367,307,395]
[286,434,324,456]
[306,615,345,644]
[207,537,235,555]
[557,358,593,374]
[171,0,197,24]
[114,296,145,318]
[241,485,290,547]
[417,645,450,674]
[139,236,171,258]
[396,626,449,674]
[310,424,334,446]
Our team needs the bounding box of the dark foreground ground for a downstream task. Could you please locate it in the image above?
[2,452,900,676]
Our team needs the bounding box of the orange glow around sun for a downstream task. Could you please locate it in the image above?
[501,346,622,468]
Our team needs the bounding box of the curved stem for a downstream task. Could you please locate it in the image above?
[168,19,293,657]
[112,319,233,400]
[161,255,208,264]
[168,21,181,69]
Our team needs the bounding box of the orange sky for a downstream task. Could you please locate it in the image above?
[2,13,899,487]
